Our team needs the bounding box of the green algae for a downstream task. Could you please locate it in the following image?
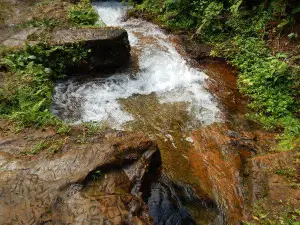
[119,93,201,186]
[119,93,224,222]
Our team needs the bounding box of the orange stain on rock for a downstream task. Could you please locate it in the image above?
[188,123,248,223]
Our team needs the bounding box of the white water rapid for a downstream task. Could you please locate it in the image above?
[52,1,221,128]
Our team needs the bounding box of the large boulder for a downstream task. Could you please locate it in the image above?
[0,129,157,225]
[1,27,131,71]
[52,28,131,71]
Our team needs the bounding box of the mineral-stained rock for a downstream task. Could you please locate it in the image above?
[187,123,278,224]
[0,131,157,225]
[189,124,248,224]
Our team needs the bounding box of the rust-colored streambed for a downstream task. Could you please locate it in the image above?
[51,1,261,224]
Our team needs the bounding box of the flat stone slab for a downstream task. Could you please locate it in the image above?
[1,27,39,47]
[51,27,127,43]
[1,27,131,71]
[0,130,156,225]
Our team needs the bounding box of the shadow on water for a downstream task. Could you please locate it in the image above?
[137,140,225,225]
[140,166,225,225]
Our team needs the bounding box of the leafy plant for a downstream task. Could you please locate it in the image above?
[195,1,224,35]
[212,35,299,144]
[20,18,62,29]
[56,123,71,135]
[67,0,99,26]
[0,43,88,128]
[91,169,103,180]
[29,141,48,154]
[83,122,100,136]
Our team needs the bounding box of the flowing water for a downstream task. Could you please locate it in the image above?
[52,1,225,224]
[52,1,221,129]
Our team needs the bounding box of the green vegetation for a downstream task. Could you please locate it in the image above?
[48,139,65,154]
[0,43,88,128]
[275,168,297,178]
[212,36,299,148]
[0,0,105,132]
[275,167,299,188]
[128,0,300,148]
[91,169,103,180]
[20,18,62,29]
[29,140,48,154]
[20,0,102,29]
[68,0,99,26]
[243,200,300,225]
[23,138,65,155]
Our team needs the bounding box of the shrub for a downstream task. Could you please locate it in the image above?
[20,18,62,29]
[212,35,299,144]
[68,0,99,26]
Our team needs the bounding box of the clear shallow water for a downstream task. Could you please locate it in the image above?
[52,1,221,129]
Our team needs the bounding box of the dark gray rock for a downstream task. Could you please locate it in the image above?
[1,27,131,71]
[52,28,131,71]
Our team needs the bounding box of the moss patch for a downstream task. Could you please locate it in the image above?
[120,94,202,186]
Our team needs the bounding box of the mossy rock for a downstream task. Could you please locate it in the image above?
[1,27,131,71]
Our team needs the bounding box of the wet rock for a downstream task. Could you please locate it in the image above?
[124,144,161,195]
[0,131,156,225]
[189,124,248,224]
[186,122,288,224]
[179,35,213,60]
[226,130,242,138]
[142,172,223,225]
[199,59,247,116]
[128,217,147,225]
[188,123,277,223]
[145,174,197,225]
[52,169,152,225]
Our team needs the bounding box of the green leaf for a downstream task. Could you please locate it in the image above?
[291,5,300,15]
[277,19,289,29]
[230,0,243,15]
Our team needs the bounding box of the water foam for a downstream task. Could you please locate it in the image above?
[52,1,221,128]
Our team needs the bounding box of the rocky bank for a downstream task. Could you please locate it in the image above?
[0,0,299,224]
[0,123,158,225]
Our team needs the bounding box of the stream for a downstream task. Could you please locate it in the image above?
[52,1,221,128]
[52,1,225,224]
